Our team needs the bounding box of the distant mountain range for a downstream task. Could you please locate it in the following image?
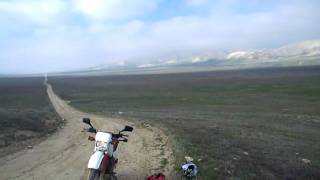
[157,40,320,67]
[226,40,320,62]
[62,40,320,76]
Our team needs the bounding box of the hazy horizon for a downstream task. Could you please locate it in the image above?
[1,0,320,74]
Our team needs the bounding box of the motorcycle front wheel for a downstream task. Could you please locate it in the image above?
[88,169,100,180]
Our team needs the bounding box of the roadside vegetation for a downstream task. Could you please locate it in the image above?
[0,77,61,157]
[50,66,320,179]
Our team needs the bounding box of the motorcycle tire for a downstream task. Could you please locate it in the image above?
[88,169,100,180]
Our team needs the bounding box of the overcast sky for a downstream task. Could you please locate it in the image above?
[0,0,320,74]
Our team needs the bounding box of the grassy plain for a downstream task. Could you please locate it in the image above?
[0,77,61,157]
[50,66,320,179]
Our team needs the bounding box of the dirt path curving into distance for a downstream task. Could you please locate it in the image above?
[0,79,175,180]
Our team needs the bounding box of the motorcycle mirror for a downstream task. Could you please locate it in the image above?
[122,125,133,132]
[83,118,92,126]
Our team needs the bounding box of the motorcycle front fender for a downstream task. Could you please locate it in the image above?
[88,151,104,169]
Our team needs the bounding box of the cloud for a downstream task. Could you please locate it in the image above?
[0,28,105,74]
[0,0,320,74]
[0,0,66,25]
[98,1,320,58]
[0,0,160,25]
[73,0,160,21]
[185,0,208,7]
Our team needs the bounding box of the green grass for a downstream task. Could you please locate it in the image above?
[0,77,61,156]
[50,66,320,179]
[160,158,169,169]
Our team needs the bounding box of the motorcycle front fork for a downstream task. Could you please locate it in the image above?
[99,156,116,176]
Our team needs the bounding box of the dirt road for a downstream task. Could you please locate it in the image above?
[0,83,174,180]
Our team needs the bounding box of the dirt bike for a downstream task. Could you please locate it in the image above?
[82,118,133,180]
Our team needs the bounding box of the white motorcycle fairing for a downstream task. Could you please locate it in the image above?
[88,151,104,169]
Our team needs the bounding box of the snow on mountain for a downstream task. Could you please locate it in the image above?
[191,56,208,63]
[87,40,320,72]
[163,60,177,65]
[137,63,156,68]
[273,40,320,57]
[226,40,320,61]
[227,51,255,60]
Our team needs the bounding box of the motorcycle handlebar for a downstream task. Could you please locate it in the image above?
[83,127,97,133]
[112,133,129,138]
[112,133,121,138]
[119,137,128,142]
[86,135,127,142]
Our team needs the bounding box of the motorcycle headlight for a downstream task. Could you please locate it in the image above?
[96,141,107,148]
